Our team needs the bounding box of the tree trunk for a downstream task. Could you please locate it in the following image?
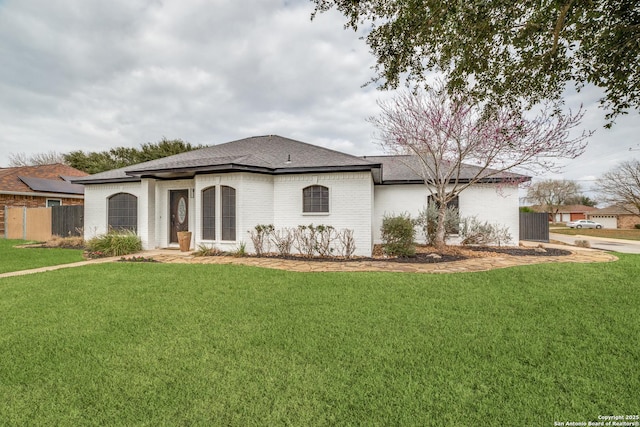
[434,202,448,249]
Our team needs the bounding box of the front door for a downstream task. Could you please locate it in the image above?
[169,189,189,244]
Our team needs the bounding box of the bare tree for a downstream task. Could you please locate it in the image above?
[597,160,640,214]
[8,151,66,167]
[370,84,590,247]
[527,179,583,219]
[7,152,29,167]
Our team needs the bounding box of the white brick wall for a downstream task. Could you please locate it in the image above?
[83,182,143,242]
[373,183,520,245]
[84,172,520,254]
[459,184,520,243]
[139,179,156,249]
[194,173,274,252]
[273,171,373,256]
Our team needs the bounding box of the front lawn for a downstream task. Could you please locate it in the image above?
[0,239,85,274]
[552,227,640,241]
[0,257,638,425]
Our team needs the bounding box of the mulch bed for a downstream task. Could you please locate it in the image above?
[464,246,572,257]
[197,245,571,264]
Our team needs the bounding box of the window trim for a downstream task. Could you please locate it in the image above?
[302,185,329,214]
[46,199,62,207]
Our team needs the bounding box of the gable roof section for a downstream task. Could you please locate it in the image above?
[74,135,382,184]
[0,164,88,196]
[365,155,529,184]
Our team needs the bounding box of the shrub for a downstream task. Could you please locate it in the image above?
[45,235,85,249]
[460,217,512,246]
[248,224,274,256]
[415,204,460,246]
[380,213,416,257]
[271,228,295,257]
[575,239,591,248]
[232,242,247,257]
[337,229,357,258]
[86,230,142,257]
[635,224,640,230]
[314,224,336,257]
[118,256,158,263]
[193,244,224,257]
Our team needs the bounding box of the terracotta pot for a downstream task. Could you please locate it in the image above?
[177,231,192,252]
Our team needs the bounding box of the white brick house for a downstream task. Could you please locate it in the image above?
[75,135,526,256]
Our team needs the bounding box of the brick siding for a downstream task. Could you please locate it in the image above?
[618,214,640,229]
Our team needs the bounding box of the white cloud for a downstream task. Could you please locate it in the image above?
[0,0,638,184]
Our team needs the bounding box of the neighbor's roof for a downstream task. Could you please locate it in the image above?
[0,164,87,195]
[528,204,598,213]
[364,155,530,184]
[589,204,640,215]
[74,135,382,184]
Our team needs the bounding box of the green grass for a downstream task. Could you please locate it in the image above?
[552,227,640,240]
[0,257,638,425]
[0,239,85,274]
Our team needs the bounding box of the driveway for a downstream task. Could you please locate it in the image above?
[549,232,640,254]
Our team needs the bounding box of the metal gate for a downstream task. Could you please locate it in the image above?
[520,212,549,242]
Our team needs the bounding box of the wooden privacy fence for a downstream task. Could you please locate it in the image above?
[4,205,83,241]
[519,212,549,242]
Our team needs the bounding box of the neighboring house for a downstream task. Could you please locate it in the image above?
[587,205,640,229]
[74,135,528,256]
[529,204,598,222]
[0,164,88,236]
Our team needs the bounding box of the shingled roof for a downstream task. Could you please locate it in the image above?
[74,135,383,184]
[73,135,530,185]
[0,164,88,195]
[364,155,529,184]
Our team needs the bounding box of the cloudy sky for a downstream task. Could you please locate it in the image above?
[1,0,638,193]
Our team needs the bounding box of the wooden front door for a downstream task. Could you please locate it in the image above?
[169,189,189,244]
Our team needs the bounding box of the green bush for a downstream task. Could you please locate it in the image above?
[381,213,416,257]
[635,224,640,230]
[416,204,460,246]
[460,216,512,246]
[86,231,142,257]
[193,244,224,257]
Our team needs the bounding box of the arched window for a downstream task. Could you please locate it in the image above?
[303,185,329,213]
[202,187,216,240]
[221,186,236,241]
[108,193,137,232]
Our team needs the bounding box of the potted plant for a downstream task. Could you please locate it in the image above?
[177,231,192,251]
[176,222,192,252]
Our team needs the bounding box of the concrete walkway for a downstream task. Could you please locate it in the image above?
[0,255,123,279]
[549,232,640,254]
[0,243,618,279]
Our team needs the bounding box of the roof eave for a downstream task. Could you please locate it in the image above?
[379,176,530,185]
[0,190,84,199]
[73,177,142,185]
